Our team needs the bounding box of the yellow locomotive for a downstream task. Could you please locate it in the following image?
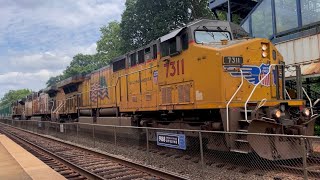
[9,19,317,160]
[75,19,317,160]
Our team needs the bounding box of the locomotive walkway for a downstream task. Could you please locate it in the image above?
[0,134,65,180]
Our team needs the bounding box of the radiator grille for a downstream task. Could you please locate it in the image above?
[178,84,191,103]
[161,87,172,104]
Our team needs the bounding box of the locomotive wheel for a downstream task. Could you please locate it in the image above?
[247,119,303,160]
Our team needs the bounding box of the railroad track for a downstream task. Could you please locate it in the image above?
[0,125,185,180]
[2,121,320,179]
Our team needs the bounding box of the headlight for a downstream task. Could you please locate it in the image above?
[262,51,268,58]
[302,108,310,117]
[262,44,268,51]
[272,109,281,119]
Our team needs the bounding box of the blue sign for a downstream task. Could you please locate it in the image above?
[156,132,186,150]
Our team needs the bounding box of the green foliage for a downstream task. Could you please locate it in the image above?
[188,0,215,20]
[63,54,99,79]
[120,0,214,52]
[46,75,64,87]
[97,21,124,63]
[46,0,217,85]
[0,89,32,107]
[215,11,242,25]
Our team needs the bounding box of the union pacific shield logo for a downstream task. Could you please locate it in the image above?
[259,64,275,86]
[224,63,276,86]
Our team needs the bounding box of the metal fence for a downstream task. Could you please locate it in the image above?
[0,118,319,180]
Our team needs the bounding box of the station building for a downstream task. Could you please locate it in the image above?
[210,0,320,100]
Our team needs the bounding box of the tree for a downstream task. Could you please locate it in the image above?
[0,89,32,107]
[63,54,98,79]
[120,0,214,53]
[96,21,124,64]
[46,75,64,87]
[46,0,217,85]
[188,0,214,20]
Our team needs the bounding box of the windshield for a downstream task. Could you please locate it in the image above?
[195,30,231,44]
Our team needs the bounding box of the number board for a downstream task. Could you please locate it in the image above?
[223,56,243,65]
[157,132,186,150]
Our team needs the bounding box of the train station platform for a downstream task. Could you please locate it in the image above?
[0,134,65,180]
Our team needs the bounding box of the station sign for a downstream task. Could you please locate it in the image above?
[156,132,186,150]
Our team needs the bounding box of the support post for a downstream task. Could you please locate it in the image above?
[199,131,204,176]
[77,93,80,122]
[296,65,303,99]
[146,128,150,164]
[56,123,58,137]
[227,0,231,22]
[93,124,95,148]
[114,126,117,147]
[301,137,308,180]
[77,123,79,143]
[199,132,204,167]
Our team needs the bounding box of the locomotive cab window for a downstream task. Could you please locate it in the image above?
[195,30,231,44]
[113,58,126,72]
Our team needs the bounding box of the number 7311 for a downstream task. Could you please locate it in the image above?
[164,59,185,77]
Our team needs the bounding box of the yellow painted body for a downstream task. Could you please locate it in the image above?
[79,38,304,112]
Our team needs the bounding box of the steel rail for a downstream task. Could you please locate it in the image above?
[0,127,102,180]
[1,123,186,180]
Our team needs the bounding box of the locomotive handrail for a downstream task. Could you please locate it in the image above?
[302,87,314,116]
[50,101,55,114]
[285,89,291,100]
[255,98,267,111]
[226,69,244,132]
[53,101,65,114]
[245,64,280,121]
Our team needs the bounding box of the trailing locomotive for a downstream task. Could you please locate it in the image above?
[4,19,318,160]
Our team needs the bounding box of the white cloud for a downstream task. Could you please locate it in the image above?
[1,43,97,73]
[0,69,62,98]
[0,0,125,99]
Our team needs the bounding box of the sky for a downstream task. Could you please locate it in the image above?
[0,0,125,98]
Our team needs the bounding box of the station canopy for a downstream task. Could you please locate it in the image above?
[211,0,320,78]
[209,0,259,20]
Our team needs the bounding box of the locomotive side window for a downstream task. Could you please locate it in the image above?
[161,41,169,57]
[152,44,157,59]
[130,53,137,66]
[145,47,151,60]
[145,47,150,54]
[181,33,189,50]
[138,50,145,64]
[113,58,126,72]
[195,30,231,44]
[161,38,177,57]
